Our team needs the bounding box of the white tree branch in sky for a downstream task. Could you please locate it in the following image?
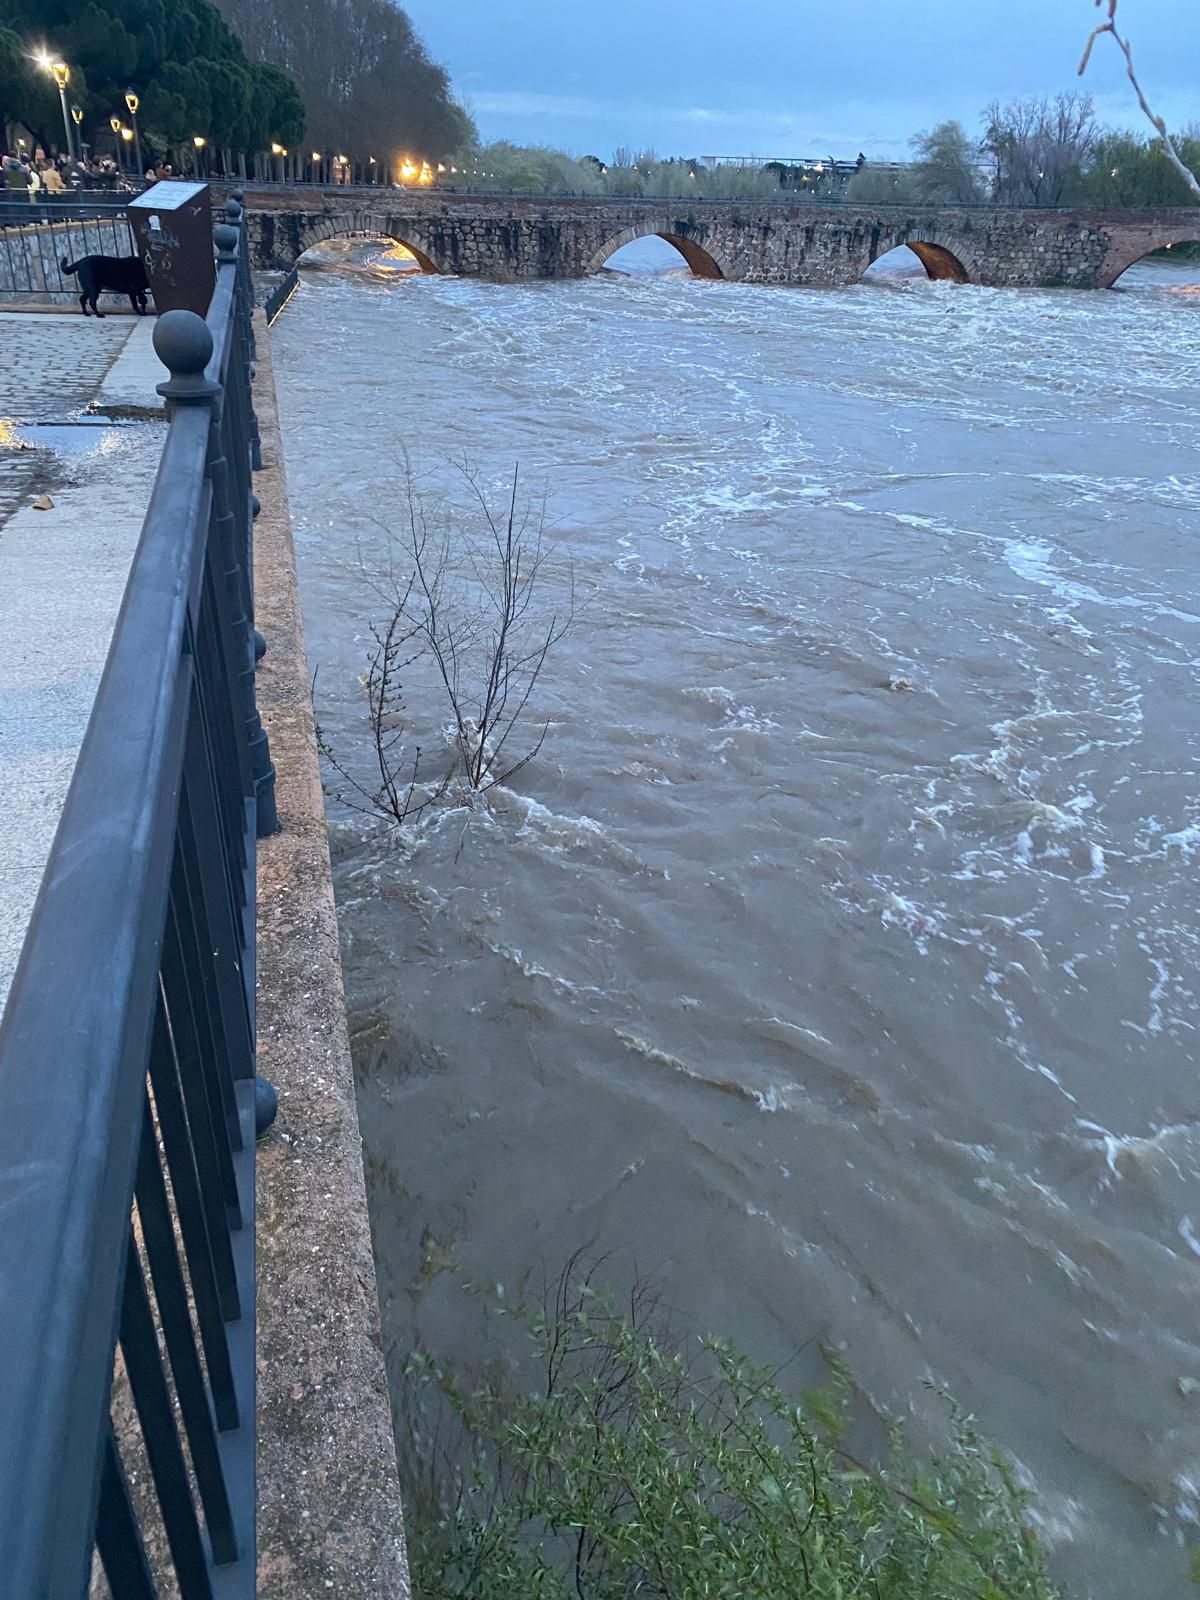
[1079,0,1200,199]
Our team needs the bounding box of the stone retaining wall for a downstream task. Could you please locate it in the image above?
[252,311,410,1600]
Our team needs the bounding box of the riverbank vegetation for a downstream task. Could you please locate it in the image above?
[396,1262,1068,1600]
[454,95,1200,209]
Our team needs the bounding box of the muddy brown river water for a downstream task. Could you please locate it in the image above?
[272,243,1200,1598]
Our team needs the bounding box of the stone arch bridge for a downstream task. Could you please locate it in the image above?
[236,188,1199,290]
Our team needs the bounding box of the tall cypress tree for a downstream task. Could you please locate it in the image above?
[0,0,304,158]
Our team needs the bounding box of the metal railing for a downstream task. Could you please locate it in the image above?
[0,199,136,300]
[0,202,275,1597]
[263,266,299,324]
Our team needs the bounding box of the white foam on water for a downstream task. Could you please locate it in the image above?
[1002,537,1200,625]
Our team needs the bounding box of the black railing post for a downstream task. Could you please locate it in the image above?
[209,225,279,840]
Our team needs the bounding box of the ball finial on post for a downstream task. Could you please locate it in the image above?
[154,309,219,406]
[213,222,240,263]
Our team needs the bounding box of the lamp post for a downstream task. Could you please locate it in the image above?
[110,114,124,173]
[311,150,322,185]
[193,135,207,180]
[44,59,75,161]
[124,88,142,179]
[71,104,83,157]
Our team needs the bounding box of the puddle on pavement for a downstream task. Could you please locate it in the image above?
[0,417,161,532]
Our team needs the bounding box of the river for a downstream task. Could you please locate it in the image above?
[271,240,1200,1598]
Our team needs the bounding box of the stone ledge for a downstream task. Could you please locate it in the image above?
[252,310,410,1599]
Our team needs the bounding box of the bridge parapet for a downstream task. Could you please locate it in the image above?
[225,186,1200,289]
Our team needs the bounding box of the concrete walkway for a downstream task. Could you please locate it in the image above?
[0,313,165,1012]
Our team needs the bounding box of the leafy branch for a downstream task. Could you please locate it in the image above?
[398,1260,1070,1600]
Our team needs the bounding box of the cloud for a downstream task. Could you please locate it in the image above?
[470,90,625,119]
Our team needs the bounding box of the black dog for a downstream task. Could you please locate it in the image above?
[60,254,150,317]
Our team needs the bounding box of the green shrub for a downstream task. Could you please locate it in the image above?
[400,1266,1067,1600]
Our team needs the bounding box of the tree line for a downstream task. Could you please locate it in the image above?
[848,93,1200,209]
[214,0,472,165]
[0,0,304,162]
[420,95,1200,208]
[1,0,471,170]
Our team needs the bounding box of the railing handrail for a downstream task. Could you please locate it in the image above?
[0,205,268,1597]
[0,401,210,1591]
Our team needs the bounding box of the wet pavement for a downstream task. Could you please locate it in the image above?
[0,311,165,1009]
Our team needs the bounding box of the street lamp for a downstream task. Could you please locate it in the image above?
[124,88,142,179]
[193,134,207,179]
[42,57,76,161]
[110,114,123,172]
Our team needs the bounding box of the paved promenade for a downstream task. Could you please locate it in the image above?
[0,312,165,1009]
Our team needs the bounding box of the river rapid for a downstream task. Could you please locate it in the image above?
[271,241,1200,1598]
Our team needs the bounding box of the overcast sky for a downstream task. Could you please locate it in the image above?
[404,0,1196,160]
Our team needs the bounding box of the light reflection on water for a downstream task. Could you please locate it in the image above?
[274,249,1200,1599]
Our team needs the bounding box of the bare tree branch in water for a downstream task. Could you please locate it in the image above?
[1079,0,1200,199]
[319,458,573,826]
[316,586,449,825]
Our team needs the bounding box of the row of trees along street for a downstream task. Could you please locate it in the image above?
[213,0,472,167]
[0,0,304,163]
[0,0,473,172]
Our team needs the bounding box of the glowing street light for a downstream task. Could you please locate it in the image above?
[193,134,208,179]
[124,88,143,178]
[40,56,77,161]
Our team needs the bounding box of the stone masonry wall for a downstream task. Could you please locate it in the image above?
[231,188,1200,290]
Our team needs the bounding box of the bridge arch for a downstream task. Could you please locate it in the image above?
[1100,227,1200,288]
[588,223,727,280]
[863,237,972,283]
[295,212,442,274]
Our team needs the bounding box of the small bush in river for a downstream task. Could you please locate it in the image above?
[400,1266,1067,1600]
